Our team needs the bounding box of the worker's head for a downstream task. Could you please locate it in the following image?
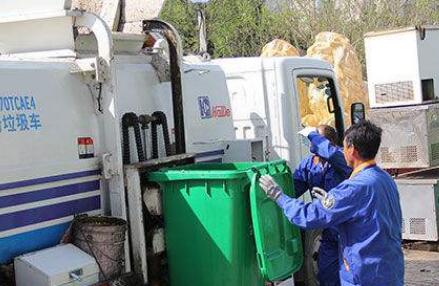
[317,125,338,146]
[343,120,382,167]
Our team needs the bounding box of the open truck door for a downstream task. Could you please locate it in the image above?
[291,69,345,286]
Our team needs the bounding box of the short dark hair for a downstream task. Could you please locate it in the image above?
[317,125,338,145]
[344,120,382,160]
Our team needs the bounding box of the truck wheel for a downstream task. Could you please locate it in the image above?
[303,229,322,286]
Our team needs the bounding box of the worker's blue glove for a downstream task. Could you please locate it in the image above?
[259,175,284,201]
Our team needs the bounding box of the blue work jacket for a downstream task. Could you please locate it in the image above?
[294,131,351,198]
[277,165,404,286]
[294,131,351,286]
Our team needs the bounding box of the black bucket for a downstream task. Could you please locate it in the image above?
[72,216,127,281]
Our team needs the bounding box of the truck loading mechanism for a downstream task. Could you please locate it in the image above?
[143,20,186,155]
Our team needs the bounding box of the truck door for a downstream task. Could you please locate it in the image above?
[290,70,345,285]
[292,71,344,160]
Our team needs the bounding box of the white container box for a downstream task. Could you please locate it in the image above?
[365,26,439,107]
[15,244,99,286]
[222,139,265,163]
[369,103,439,169]
[396,169,439,241]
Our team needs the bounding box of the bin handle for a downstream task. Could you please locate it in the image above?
[275,163,287,173]
[250,167,260,175]
[249,168,262,192]
[249,162,287,177]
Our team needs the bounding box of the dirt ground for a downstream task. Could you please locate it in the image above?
[2,250,439,285]
[404,249,439,286]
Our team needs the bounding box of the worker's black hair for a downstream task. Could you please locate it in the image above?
[344,120,382,160]
[317,125,338,146]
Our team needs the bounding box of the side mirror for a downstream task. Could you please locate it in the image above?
[351,102,366,125]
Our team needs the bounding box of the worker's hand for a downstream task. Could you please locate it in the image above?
[311,187,327,200]
[298,127,317,138]
[259,175,283,201]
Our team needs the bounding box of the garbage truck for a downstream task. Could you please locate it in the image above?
[0,1,359,285]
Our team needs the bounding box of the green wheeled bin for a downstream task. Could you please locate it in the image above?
[148,160,303,286]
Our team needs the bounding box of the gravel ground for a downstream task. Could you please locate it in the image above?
[404,249,439,286]
[2,249,439,285]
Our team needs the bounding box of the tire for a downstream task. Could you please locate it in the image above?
[303,229,322,286]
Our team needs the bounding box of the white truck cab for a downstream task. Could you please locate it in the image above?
[213,57,345,168]
[212,57,348,286]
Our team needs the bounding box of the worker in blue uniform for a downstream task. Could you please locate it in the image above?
[260,121,404,286]
[294,125,351,286]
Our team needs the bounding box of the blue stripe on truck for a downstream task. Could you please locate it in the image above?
[0,170,101,191]
[0,222,71,264]
[0,170,102,264]
[0,196,101,232]
[0,180,100,208]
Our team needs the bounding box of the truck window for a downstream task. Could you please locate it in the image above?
[296,76,337,128]
[295,75,344,147]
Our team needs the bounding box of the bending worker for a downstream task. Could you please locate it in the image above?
[260,121,404,286]
[294,125,351,286]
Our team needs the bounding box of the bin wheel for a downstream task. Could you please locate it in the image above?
[303,229,322,286]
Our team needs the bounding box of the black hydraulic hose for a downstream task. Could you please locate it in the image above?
[122,113,145,164]
[161,115,171,157]
[143,20,186,154]
[152,111,171,156]
[133,122,146,162]
[122,113,133,165]
[139,114,154,160]
[151,119,159,159]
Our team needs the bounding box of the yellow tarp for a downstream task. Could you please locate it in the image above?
[307,32,369,126]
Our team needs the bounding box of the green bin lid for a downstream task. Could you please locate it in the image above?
[248,163,304,281]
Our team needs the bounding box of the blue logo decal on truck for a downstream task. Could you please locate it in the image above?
[0,96,42,133]
[198,96,211,119]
